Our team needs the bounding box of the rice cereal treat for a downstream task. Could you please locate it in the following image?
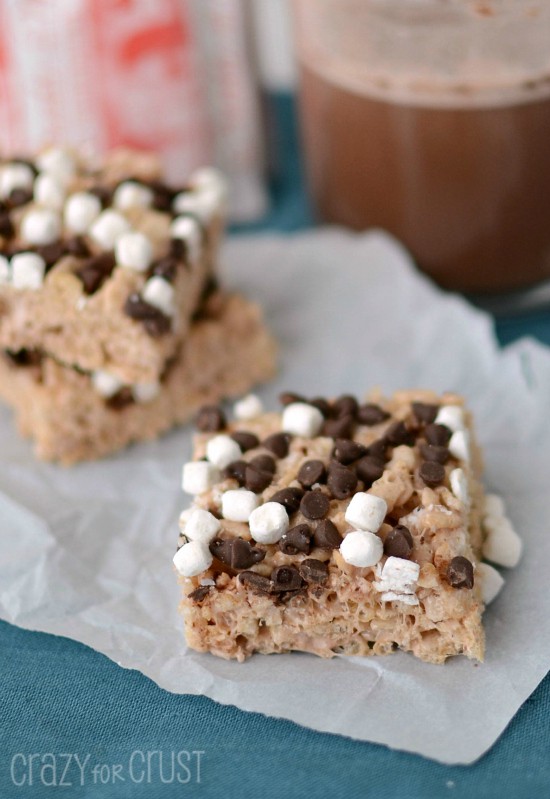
[174,391,522,664]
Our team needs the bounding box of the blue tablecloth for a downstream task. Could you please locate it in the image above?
[1,95,549,798]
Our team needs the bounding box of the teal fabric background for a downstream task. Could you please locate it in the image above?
[1,96,549,798]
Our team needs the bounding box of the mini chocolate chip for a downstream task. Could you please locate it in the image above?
[150,256,179,282]
[419,460,446,487]
[366,439,388,461]
[447,556,474,589]
[419,443,450,464]
[322,414,355,439]
[262,432,291,458]
[89,185,113,208]
[188,585,211,603]
[223,460,247,485]
[271,565,304,592]
[384,525,414,559]
[357,403,390,426]
[412,402,439,424]
[269,487,304,514]
[356,455,385,486]
[332,438,367,465]
[250,454,276,475]
[313,519,342,549]
[170,238,187,261]
[5,348,42,367]
[332,395,358,418]
[424,423,452,446]
[0,213,14,239]
[279,524,312,555]
[385,420,414,446]
[327,463,358,499]
[123,293,172,336]
[36,241,66,268]
[239,571,273,594]
[210,537,265,570]
[76,252,116,294]
[299,558,329,584]
[231,431,260,452]
[105,387,134,410]
[8,187,32,208]
[65,235,90,258]
[244,465,273,493]
[300,490,330,520]
[297,459,326,488]
[195,404,226,432]
[309,397,331,417]
[147,180,175,212]
[279,391,305,406]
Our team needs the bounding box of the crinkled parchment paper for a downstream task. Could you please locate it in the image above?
[1,230,549,764]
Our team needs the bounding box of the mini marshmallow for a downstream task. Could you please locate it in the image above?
[482,515,522,568]
[374,556,420,594]
[234,393,263,420]
[64,192,102,234]
[380,591,419,606]
[206,434,242,470]
[221,489,259,522]
[115,231,153,272]
[172,188,219,223]
[339,530,383,567]
[345,492,387,533]
[36,147,75,183]
[0,162,34,199]
[91,369,123,398]
[131,381,160,403]
[21,209,61,246]
[282,402,324,437]
[33,173,65,210]
[449,429,471,463]
[169,215,201,263]
[0,255,10,285]
[450,467,469,506]
[484,493,506,517]
[477,562,505,605]
[89,209,130,250]
[113,181,153,210]
[141,276,175,317]
[435,405,465,432]
[182,461,220,495]
[190,166,228,199]
[173,540,212,577]
[182,508,221,545]
[249,502,289,544]
[10,252,46,290]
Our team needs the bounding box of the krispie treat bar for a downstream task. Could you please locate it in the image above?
[174,391,522,664]
[0,147,225,384]
[0,292,276,464]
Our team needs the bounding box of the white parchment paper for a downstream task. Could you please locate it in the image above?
[1,229,549,765]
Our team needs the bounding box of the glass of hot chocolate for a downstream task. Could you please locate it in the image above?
[293,0,550,298]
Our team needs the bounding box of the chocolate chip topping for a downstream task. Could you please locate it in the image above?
[300,490,330,520]
[188,585,211,603]
[231,431,260,452]
[424,423,452,446]
[269,486,304,514]
[124,292,172,336]
[385,420,414,446]
[332,439,367,465]
[357,403,390,426]
[244,465,273,493]
[412,402,439,424]
[105,387,134,410]
[297,459,326,488]
[262,432,291,458]
[322,414,355,439]
[150,256,179,282]
[5,348,42,367]
[196,404,226,432]
[279,524,312,555]
[65,236,90,258]
[419,443,450,464]
[76,252,116,294]
[419,460,446,487]
[366,439,388,461]
[384,524,414,559]
[0,213,14,239]
[332,394,358,418]
[8,187,32,208]
[356,455,385,486]
[223,460,247,485]
[299,558,329,585]
[250,454,276,475]
[279,391,305,406]
[238,571,273,594]
[327,463,358,499]
[36,241,66,269]
[147,180,175,212]
[313,519,342,549]
[309,397,331,417]
[89,185,113,208]
[447,556,474,589]
[270,565,304,593]
[210,537,265,570]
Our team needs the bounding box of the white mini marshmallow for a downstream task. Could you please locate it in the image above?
[380,591,419,606]
[182,508,221,545]
[477,562,505,605]
[115,231,152,272]
[131,381,160,403]
[0,255,10,284]
[89,209,130,250]
[374,556,420,594]
[206,434,242,470]
[173,540,212,577]
[64,192,102,234]
[11,252,46,290]
[113,181,153,210]
[234,393,263,421]
[484,493,505,517]
[190,166,228,199]
[169,215,201,263]
[249,502,289,544]
[91,369,123,398]
[449,429,471,463]
[33,173,65,210]
[282,402,324,437]
[345,492,387,532]
[0,162,34,199]
[435,405,465,432]
[36,147,76,183]
[340,530,383,567]
[141,276,175,317]
[221,489,259,522]
[182,461,219,495]
[172,188,219,223]
[450,467,469,506]
[482,515,522,568]
[21,209,61,245]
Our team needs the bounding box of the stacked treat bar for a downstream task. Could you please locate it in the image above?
[174,391,522,664]
[0,148,276,463]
